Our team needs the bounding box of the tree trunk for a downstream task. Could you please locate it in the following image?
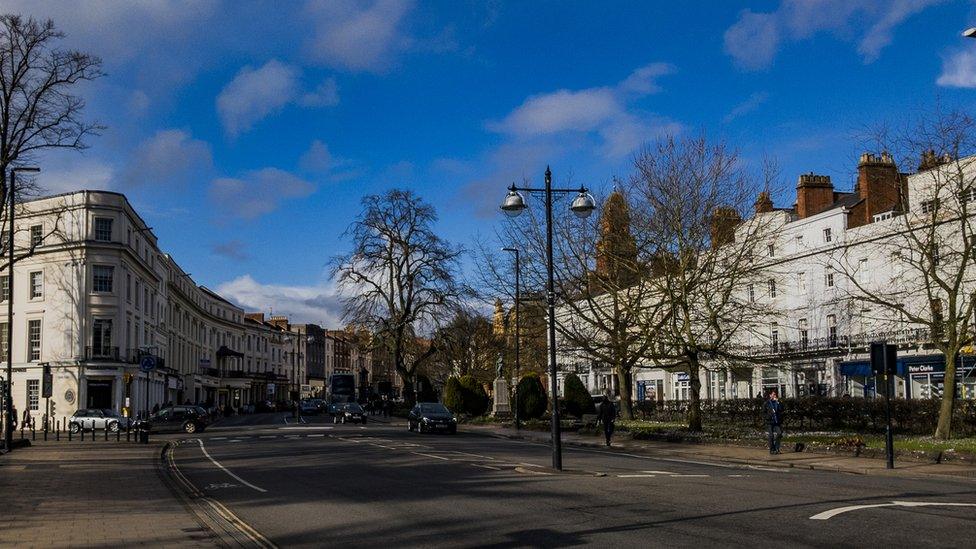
[687,356,703,432]
[616,366,633,420]
[934,350,958,440]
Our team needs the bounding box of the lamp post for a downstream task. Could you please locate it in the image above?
[4,166,40,452]
[501,246,521,430]
[500,166,595,470]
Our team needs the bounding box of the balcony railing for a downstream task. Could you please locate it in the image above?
[733,328,932,359]
[85,346,120,361]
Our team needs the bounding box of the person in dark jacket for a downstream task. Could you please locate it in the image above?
[764,390,784,454]
[597,396,617,447]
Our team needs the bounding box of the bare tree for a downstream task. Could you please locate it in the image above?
[332,189,466,405]
[631,136,779,431]
[833,110,976,439]
[0,15,102,264]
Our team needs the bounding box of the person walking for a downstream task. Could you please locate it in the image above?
[764,390,784,454]
[597,396,616,447]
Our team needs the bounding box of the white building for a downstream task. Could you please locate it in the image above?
[559,152,976,404]
[1,191,305,426]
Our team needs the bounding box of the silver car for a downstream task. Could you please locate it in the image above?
[68,409,129,433]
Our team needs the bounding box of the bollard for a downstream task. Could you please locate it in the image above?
[104,425,108,441]
[126,424,130,442]
[116,425,120,442]
[69,422,73,441]
[31,425,36,441]
[56,419,60,441]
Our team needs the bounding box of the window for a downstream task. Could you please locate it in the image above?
[93,265,114,293]
[27,379,39,411]
[823,228,832,243]
[770,324,779,352]
[858,258,869,282]
[797,272,806,294]
[0,275,8,302]
[932,244,940,266]
[94,217,113,242]
[135,281,140,309]
[796,235,804,246]
[92,318,112,356]
[28,319,41,361]
[30,225,42,247]
[126,273,131,302]
[827,314,837,347]
[0,322,7,362]
[798,319,808,350]
[29,271,42,299]
[767,244,775,257]
[825,269,834,288]
[768,279,777,298]
[959,187,976,204]
[921,199,937,215]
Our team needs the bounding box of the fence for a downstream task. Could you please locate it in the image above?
[3,416,151,446]
[633,396,976,436]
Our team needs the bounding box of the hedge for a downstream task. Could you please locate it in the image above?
[517,374,548,419]
[633,397,976,436]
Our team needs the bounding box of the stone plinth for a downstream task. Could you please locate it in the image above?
[492,378,511,417]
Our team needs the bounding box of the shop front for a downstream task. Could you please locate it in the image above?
[904,355,976,400]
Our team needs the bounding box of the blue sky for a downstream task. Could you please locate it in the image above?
[4,0,976,325]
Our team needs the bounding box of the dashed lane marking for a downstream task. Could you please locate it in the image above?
[210,437,227,440]
[195,439,267,493]
[617,474,656,478]
[472,463,502,471]
[413,452,451,461]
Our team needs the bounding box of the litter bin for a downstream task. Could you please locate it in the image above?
[139,428,149,444]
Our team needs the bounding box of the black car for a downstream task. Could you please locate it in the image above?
[408,402,457,434]
[134,405,209,434]
[333,402,367,424]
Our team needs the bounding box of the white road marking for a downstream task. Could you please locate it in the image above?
[308,434,325,438]
[669,474,710,478]
[413,452,450,461]
[810,501,976,520]
[259,435,277,439]
[195,439,267,493]
[281,426,334,430]
[642,470,678,475]
[210,437,227,440]
[472,464,502,471]
[617,474,656,478]
[204,482,239,490]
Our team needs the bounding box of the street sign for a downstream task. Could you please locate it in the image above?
[139,354,157,373]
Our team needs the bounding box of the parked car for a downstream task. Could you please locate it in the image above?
[300,400,321,415]
[408,402,457,434]
[333,402,367,424]
[256,400,276,413]
[133,405,209,434]
[68,409,130,433]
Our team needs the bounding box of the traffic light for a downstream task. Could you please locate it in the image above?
[870,342,897,376]
[42,363,52,398]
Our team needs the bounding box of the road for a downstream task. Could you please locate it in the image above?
[168,413,976,548]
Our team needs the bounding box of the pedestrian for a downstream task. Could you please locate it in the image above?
[10,404,17,431]
[597,395,616,447]
[21,408,33,430]
[764,390,784,455]
[152,403,159,414]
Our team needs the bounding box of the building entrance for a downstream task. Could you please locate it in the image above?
[86,379,114,409]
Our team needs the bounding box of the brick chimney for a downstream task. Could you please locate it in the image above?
[268,315,290,330]
[710,206,741,248]
[245,312,265,323]
[849,151,905,227]
[754,191,774,214]
[795,173,834,218]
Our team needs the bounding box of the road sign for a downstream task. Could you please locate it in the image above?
[139,354,157,373]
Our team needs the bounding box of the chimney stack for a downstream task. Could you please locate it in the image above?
[709,206,741,248]
[850,151,904,228]
[795,173,834,218]
[754,191,774,214]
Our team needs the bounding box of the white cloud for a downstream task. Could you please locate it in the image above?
[299,77,340,107]
[937,50,976,88]
[304,0,413,72]
[119,129,212,187]
[217,60,301,137]
[216,60,341,136]
[723,91,770,123]
[33,153,114,195]
[216,274,345,326]
[487,63,678,158]
[209,167,315,220]
[724,0,941,71]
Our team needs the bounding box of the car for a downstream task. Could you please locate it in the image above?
[408,402,457,434]
[300,399,321,415]
[333,402,367,424]
[68,409,130,433]
[133,405,209,434]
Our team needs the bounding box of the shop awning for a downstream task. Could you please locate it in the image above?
[216,346,244,359]
[839,361,872,377]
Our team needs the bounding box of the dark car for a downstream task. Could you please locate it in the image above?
[408,402,457,434]
[333,402,367,424]
[134,405,209,434]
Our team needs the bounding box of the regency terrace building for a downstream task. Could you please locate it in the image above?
[0,190,390,425]
[556,151,976,404]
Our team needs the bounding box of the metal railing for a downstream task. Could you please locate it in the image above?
[732,328,932,359]
[85,346,120,361]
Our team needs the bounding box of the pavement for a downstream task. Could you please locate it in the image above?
[466,424,976,480]
[0,441,216,548]
[3,413,976,548]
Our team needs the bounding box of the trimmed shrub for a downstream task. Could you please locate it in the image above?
[517,374,548,419]
[460,375,489,416]
[563,373,596,418]
[443,376,465,414]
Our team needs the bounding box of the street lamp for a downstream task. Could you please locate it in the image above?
[499,166,595,470]
[501,246,521,430]
[4,166,39,452]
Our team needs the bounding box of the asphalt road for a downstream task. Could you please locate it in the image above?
[169,413,976,548]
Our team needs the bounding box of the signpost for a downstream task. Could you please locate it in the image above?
[871,342,897,469]
[139,354,156,419]
[41,363,52,438]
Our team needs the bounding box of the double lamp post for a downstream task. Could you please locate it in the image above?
[500,166,595,470]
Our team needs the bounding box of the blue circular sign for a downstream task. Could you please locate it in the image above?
[139,355,156,372]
